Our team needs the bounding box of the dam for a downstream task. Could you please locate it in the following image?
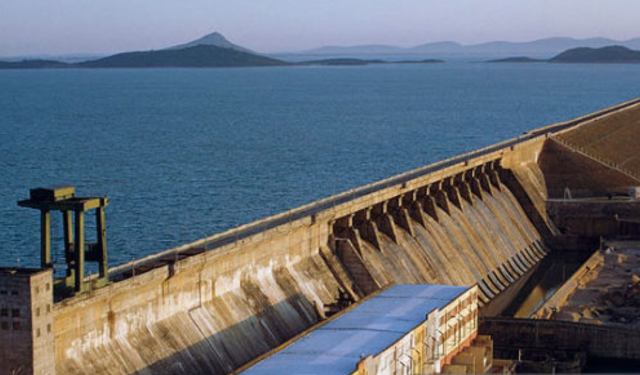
[2,98,640,374]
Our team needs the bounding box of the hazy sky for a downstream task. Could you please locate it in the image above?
[1,0,639,56]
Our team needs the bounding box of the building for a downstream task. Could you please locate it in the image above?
[238,284,492,375]
[0,268,54,375]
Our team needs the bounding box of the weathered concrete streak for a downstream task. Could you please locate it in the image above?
[501,138,557,240]
[54,222,346,374]
[332,159,552,305]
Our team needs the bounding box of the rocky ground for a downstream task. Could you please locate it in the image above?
[554,241,640,327]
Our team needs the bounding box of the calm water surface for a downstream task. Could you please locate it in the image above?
[1,63,639,269]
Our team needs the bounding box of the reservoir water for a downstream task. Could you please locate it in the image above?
[1,62,640,268]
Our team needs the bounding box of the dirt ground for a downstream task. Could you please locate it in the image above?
[553,241,640,327]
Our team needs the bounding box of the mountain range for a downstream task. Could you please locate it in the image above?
[3,32,640,69]
[297,37,640,58]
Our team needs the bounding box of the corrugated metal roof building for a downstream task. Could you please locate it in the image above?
[238,284,486,375]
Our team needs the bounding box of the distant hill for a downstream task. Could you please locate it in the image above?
[0,53,106,64]
[299,58,384,66]
[77,45,289,68]
[550,46,640,63]
[298,58,445,66]
[297,37,640,59]
[487,45,640,64]
[165,32,255,54]
[396,59,445,64]
[487,57,546,63]
[304,44,405,55]
[452,37,635,57]
[0,59,69,69]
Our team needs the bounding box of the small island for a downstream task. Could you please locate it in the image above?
[76,45,289,68]
[395,59,445,64]
[488,46,640,64]
[550,45,640,63]
[486,57,546,63]
[0,59,70,69]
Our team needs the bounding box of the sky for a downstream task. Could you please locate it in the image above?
[1,0,639,56]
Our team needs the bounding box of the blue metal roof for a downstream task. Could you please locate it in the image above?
[240,284,468,375]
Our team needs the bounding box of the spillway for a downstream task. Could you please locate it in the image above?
[51,147,557,375]
[332,176,549,304]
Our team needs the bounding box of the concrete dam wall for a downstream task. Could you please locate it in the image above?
[331,162,550,303]
[40,99,640,375]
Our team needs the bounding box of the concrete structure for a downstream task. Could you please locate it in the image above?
[531,249,604,321]
[534,240,640,327]
[0,268,54,375]
[480,317,640,361]
[2,98,640,374]
[238,284,487,375]
[548,199,640,239]
[18,186,109,295]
